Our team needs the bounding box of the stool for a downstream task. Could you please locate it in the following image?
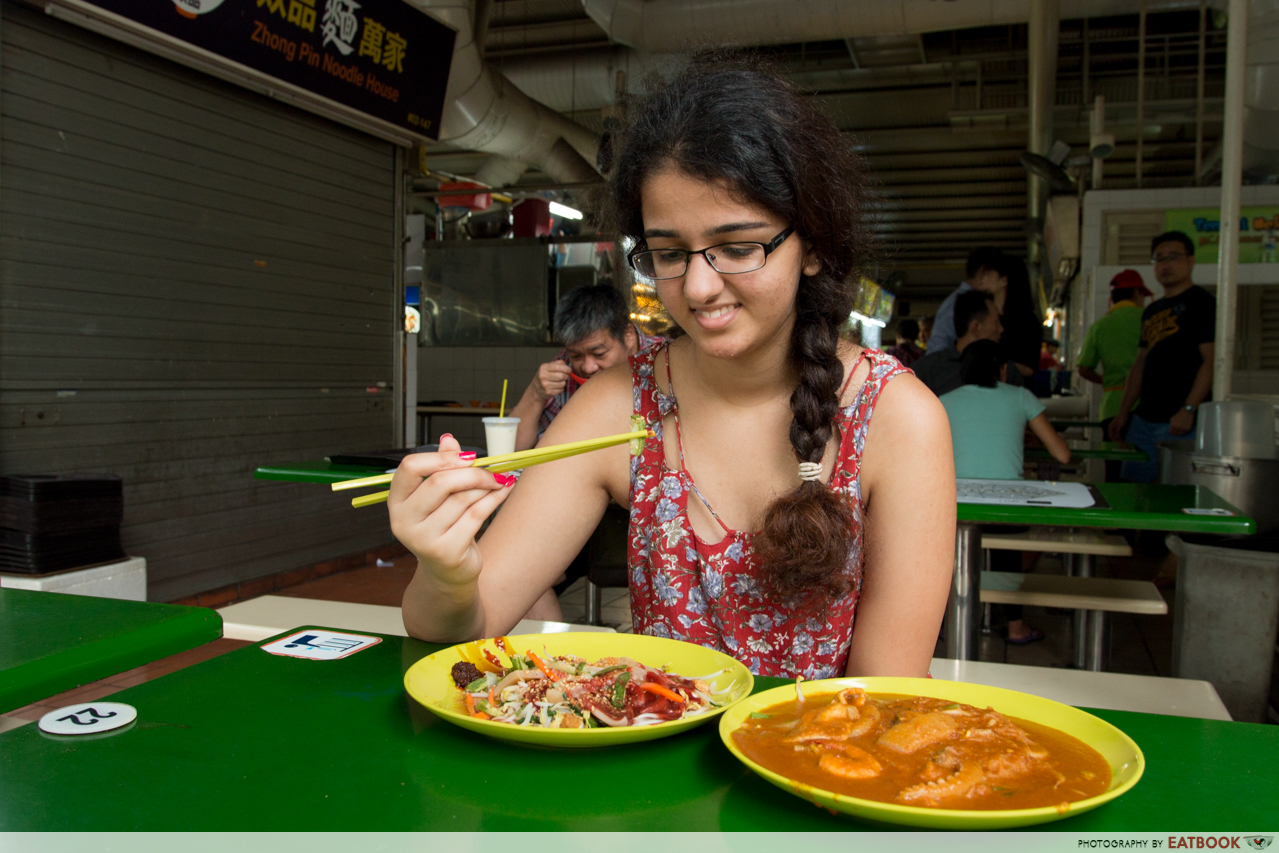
[983,528,1135,669]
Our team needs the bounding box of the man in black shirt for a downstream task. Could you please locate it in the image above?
[1108,231,1216,482]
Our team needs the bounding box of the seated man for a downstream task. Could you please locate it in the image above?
[912,290,1003,397]
[884,318,924,368]
[509,284,661,452]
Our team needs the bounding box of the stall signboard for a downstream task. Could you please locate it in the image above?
[82,0,456,140]
[1165,207,1279,265]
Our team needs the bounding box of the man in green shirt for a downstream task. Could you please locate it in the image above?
[1077,269,1150,423]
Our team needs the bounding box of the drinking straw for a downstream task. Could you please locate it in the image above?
[332,428,652,508]
[499,379,508,418]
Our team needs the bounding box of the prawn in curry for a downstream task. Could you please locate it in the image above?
[732,688,1111,810]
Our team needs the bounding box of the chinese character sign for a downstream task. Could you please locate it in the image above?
[79,0,455,140]
[1165,207,1279,265]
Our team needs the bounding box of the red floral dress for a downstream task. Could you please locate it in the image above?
[626,343,910,678]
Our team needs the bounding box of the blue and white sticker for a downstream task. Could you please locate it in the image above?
[260,629,382,660]
[39,702,137,736]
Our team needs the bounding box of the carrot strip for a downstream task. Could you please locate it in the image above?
[465,693,477,715]
[640,682,686,704]
[488,686,497,707]
[527,650,561,682]
[473,711,491,721]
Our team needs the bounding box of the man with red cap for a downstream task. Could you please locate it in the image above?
[1077,268,1151,451]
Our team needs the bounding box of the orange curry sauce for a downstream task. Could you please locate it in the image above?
[732,689,1111,811]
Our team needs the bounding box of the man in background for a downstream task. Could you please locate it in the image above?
[914,290,1003,397]
[884,318,924,368]
[1108,232,1215,482]
[925,247,1007,355]
[918,315,934,349]
[1078,269,1151,469]
[510,284,661,451]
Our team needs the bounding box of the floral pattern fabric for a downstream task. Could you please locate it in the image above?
[626,343,910,678]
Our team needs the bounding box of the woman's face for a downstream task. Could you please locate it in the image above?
[639,165,819,361]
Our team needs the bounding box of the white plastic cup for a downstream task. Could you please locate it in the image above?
[482,417,520,457]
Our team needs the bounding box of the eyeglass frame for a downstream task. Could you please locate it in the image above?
[627,226,796,280]
[1152,251,1190,264]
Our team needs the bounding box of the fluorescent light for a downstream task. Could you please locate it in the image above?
[849,310,886,328]
[549,201,583,220]
[629,313,651,322]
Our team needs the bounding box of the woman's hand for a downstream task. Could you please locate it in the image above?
[389,435,515,591]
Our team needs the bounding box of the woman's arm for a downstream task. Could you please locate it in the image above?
[846,373,955,677]
[397,364,633,642]
[1028,414,1071,464]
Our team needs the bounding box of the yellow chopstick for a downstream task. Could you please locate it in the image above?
[334,428,652,507]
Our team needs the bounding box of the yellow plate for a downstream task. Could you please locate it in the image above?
[719,677,1145,829]
[404,632,753,748]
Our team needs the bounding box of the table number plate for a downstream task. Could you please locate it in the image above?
[260,629,382,661]
[38,702,136,736]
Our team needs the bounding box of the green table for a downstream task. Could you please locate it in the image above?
[0,588,223,714]
[1026,441,1147,462]
[947,483,1254,664]
[1,628,1275,830]
[254,459,387,485]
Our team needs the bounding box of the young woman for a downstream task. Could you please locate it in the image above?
[391,58,956,678]
[939,339,1071,645]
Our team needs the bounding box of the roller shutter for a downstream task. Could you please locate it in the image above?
[0,2,398,600]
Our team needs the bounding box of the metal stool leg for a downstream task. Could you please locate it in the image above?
[585,578,603,626]
[1083,610,1110,671]
[945,522,982,660]
[1071,551,1095,669]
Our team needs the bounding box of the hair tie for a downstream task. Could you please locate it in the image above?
[798,462,824,482]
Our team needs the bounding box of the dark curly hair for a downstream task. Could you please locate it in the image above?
[607,54,873,599]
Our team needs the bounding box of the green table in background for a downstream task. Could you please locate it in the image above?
[1026,441,1147,462]
[1,629,1275,830]
[947,483,1254,663]
[0,588,223,714]
[254,459,387,485]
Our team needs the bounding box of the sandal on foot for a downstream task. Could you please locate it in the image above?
[1005,627,1045,645]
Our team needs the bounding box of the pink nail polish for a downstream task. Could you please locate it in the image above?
[493,473,516,487]
[458,451,477,460]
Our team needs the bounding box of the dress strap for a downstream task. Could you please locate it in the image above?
[839,348,869,400]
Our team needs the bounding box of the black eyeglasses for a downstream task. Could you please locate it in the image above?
[1152,252,1189,264]
[628,227,795,280]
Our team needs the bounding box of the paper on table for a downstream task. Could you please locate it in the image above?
[956,479,1097,508]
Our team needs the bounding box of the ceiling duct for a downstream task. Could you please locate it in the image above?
[580,0,1222,52]
[406,0,600,185]
[1245,0,1279,180]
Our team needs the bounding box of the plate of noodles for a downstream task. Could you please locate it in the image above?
[404,632,753,747]
[719,677,1144,829]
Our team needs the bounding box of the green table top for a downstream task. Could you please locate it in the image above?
[1,629,1275,831]
[959,482,1255,534]
[254,459,387,485]
[1025,441,1148,462]
[0,588,223,714]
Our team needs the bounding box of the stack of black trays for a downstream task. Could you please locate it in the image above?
[0,474,125,574]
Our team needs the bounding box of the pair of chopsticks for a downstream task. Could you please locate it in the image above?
[332,426,652,508]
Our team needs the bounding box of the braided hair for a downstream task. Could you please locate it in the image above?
[608,55,873,599]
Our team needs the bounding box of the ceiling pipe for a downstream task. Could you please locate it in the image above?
[405,0,600,185]
[1214,0,1247,401]
[1243,0,1279,180]
[579,0,1221,52]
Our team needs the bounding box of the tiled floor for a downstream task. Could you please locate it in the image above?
[0,542,1177,732]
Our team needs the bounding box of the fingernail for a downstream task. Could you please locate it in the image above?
[458,451,477,460]
[440,433,453,440]
[493,473,516,487]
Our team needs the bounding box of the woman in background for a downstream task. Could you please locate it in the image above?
[940,340,1070,644]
